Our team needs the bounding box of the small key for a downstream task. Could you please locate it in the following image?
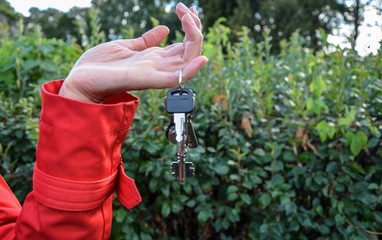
[185,115,198,148]
[166,115,198,148]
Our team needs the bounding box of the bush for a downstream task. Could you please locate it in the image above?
[0,30,82,201]
[1,20,381,239]
[113,22,382,239]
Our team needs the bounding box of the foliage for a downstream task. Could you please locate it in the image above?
[0,30,82,202]
[1,18,382,240]
[110,22,382,239]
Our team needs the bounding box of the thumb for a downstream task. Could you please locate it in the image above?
[124,25,169,51]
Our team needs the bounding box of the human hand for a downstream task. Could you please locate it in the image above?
[58,2,207,103]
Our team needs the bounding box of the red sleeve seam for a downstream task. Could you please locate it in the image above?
[39,121,131,138]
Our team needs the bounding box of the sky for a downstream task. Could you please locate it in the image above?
[7,0,382,56]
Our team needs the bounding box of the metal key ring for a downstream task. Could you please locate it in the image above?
[179,69,184,95]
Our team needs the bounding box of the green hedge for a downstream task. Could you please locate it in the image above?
[0,31,82,201]
[1,20,381,240]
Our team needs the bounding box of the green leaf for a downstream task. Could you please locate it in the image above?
[197,210,209,224]
[315,205,323,216]
[289,221,299,231]
[338,108,356,127]
[115,208,126,223]
[335,214,345,224]
[259,224,269,233]
[23,59,39,71]
[273,161,284,171]
[283,151,295,162]
[259,193,271,208]
[374,212,382,223]
[368,183,379,190]
[350,131,368,156]
[38,43,54,55]
[207,147,216,152]
[241,193,251,204]
[161,185,170,198]
[360,194,377,205]
[161,204,171,218]
[40,59,58,72]
[310,77,326,96]
[215,165,229,175]
[171,201,180,214]
[337,201,345,213]
[183,183,192,195]
[316,120,336,142]
[355,131,367,145]
[186,199,196,208]
[227,185,238,193]
[319,224,330,234]
[227,193,238,201]
[368,138,379,148]
[254,148,266,156]
[326,162,337,172]
[149,178,158,191]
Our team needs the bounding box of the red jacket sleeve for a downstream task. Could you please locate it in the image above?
[0,176,22,240]
[0,79,141,240]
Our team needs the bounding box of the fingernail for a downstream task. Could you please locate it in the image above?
[190,6,198,15]
[178,2,189,12]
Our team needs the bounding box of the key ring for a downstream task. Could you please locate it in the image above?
[179,69,184,95]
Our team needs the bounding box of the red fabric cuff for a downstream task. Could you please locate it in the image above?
[33,79,142,210]
[37,79,139,181]
[33,161,141,211]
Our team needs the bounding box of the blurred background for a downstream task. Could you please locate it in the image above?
[0,0,382,240]
[2,0,382,54]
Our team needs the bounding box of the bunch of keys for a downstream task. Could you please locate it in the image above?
[164,70,198,182]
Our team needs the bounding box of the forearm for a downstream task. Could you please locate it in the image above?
[14,80,141,240]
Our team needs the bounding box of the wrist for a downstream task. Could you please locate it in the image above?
[59,70,103,103]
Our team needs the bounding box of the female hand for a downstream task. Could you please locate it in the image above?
[58,2,207,103]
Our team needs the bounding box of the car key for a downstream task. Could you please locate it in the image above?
[164,70,197,182]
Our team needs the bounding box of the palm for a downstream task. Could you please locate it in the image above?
[60,3,207,103]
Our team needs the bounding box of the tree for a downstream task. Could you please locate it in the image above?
[344,0,382,50]
[24,7,90,46]
[91,0,194,41]
[0,0,22,37]
[25,7,65,39]
[198,0,351,52]
[0,0,20,24]
[260,0,350,51]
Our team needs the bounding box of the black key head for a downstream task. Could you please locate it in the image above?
[166,88,195,114]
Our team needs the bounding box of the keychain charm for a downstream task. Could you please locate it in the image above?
[164,70,198,182]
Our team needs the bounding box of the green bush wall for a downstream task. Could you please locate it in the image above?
[0,21,381,240]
